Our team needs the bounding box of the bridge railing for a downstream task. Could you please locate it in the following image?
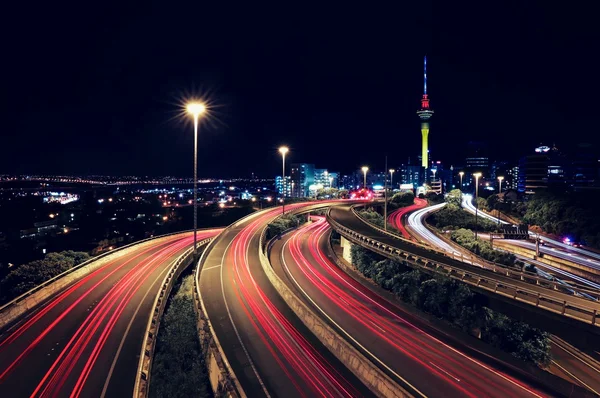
[327,212,599,327]
[349,203,600,300]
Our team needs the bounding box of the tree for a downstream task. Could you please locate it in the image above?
[446,189,462,207]
[425,192,444,205]
[391,191,415,208]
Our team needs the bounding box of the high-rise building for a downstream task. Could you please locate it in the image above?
[275,176,291,197]
[416,56,434,171]
[570,143,598,191]
[400,163,422,188]
[517,145,567,194]
[290,163,314,197]
[465,141,490,186]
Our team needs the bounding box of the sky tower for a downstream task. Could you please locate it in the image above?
[417,56,434,170]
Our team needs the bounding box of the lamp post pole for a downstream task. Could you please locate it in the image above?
[459,171,464,191]
[384,157,388,231]
[473,172,482,240]
[279,146,289,214]
[362,166,369,189]
[186,102,206,261]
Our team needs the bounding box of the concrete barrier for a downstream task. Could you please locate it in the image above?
[193,235,244,398]
[0,231,193,330]
[133,238,213,398]
[258,226,412,398]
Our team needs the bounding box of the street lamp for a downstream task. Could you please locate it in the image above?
[361,166,369,189]
[459,171,464,191]
[431,168,437,182]
[279,146,289,214]
[389,169,395,190]
[328,176,333,189]
[473,172,482,240]
[186,101,206,260]
[497,176,504,194]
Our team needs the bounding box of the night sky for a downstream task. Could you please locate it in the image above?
[2,1,599,177]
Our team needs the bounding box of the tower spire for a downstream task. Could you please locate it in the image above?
[424,56,427,95]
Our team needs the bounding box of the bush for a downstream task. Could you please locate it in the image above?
[390,191,415,209]
[425,192,445,205]
[150,275,211,398]
[357,209,402,234]
[450,229,516,266]
[428,204,498,232]
[522,190,600,249]
[0,250,90,304]
[446,189,463,207]
[350,244,551,366]
[265,214,303,239]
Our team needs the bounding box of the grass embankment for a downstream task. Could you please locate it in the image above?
[150,275,212,398]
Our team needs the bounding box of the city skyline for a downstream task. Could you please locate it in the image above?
[2,3,599,177]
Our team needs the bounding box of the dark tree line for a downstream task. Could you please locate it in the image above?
[0,250,90,304]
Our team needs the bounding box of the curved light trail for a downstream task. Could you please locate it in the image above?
[0,230,220,397]
[387,198,427,239]
[462,194,600,265]
[275,216,546,398]
[200,201,370,398]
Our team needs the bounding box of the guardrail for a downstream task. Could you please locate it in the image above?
[194,227,248,398]
[259,215,412,398]
[0,230,214,330]
[133,237,213,398]
[0,229,202,315]
[350,203,600,300]
[327,213,600,328]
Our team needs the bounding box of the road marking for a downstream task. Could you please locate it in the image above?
[280,237,427,398]
[370,321,386,334]
[551,360,599,395]
[429,361,460,382]
[219,234,271,398]
[101,246,177,397]
[202,264,222,271]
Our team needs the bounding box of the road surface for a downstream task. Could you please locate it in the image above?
[199,202,373,398]
[0,230,220,397]
[271,215,548,398]
[387,198,427,239]
[405,203,600,395]
[461,195,600,269]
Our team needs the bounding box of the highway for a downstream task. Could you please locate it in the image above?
[461,195,600,268]
[328,203,600,327]
[400,201,600,394]
[387,198,427,239]
[198,202,373,398]
[271,215,548,398]
[0,230,220,397]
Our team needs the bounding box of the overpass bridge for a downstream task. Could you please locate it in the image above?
[327,203,600,350]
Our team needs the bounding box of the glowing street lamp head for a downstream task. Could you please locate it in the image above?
[186,102,206,117]
[459,171,464,177]
[497,176,504,182]
[361,166,369,173]
[473,172,482,179]
[278,146,289,155]
[389,169,395,174]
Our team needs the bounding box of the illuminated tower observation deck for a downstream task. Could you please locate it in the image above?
[416,56,434,169]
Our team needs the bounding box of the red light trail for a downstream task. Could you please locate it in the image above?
[226,204,361,397]
[0,230,220,397]
[387,198,427,239]
[278,216,546,397]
